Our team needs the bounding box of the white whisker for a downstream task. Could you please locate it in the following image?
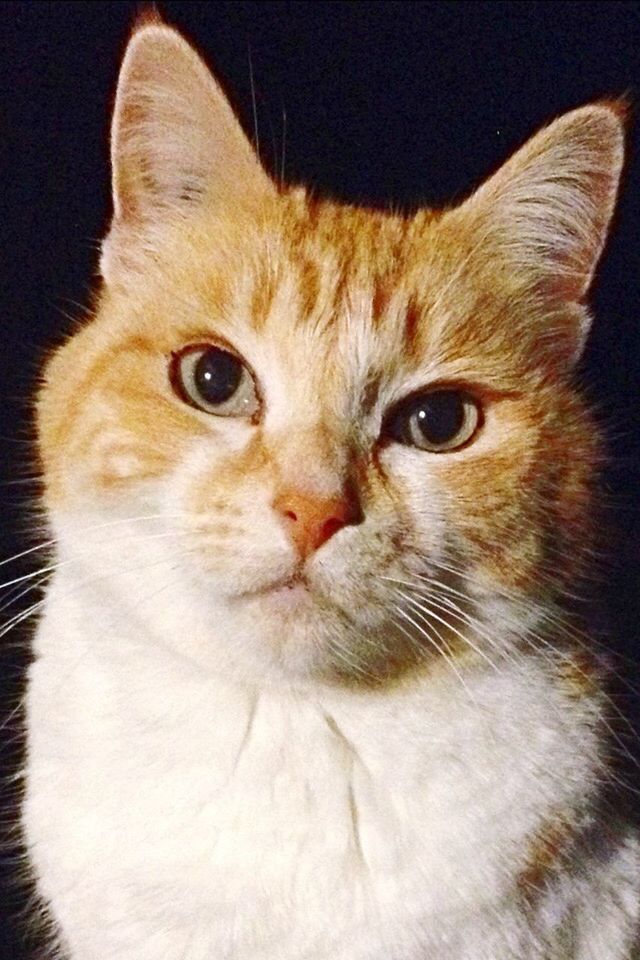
[390,602,477,703]
[0,512,189,570]
[0,550,194,645]
[393,587,499,673]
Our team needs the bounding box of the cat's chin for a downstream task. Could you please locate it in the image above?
[214,571,364,681]
[217,573,413,687]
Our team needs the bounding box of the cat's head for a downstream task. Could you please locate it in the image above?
[37,16,624,686]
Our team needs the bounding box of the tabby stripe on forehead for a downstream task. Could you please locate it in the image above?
[331,255,355,332]
[371,279,391,329]
[403,295,422,358]
[296,253,323,325]
[250,263,279,332]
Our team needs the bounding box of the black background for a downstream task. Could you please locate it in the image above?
[1,2,639,957]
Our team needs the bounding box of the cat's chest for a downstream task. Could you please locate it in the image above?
[26,612,596,960]
[53,668,481,891]
[29,667,508,959]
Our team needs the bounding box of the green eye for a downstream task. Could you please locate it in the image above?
[170,345,259,417]
[387,389,481,452]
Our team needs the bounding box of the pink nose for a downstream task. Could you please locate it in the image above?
[273,488,360,560]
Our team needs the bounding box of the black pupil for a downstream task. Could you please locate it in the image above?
[414,392,465,444]
[194,349,243,405]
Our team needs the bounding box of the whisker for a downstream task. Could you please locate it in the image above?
[0,598,48,643]
[0,512,189,571]
[0,576,49,616]
[0,531,183,597]
[248,43,260,159]
[390,602,477,703]
[327,634,377,683]
[0,549,194,645]
[420,555,640,677]
[281,106,287,183]
[393,587,499,673]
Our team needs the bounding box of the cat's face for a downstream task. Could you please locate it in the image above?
[37,19,623,685]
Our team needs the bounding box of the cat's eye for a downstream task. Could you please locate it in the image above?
[170,345,259,418]
[387,389,481,452]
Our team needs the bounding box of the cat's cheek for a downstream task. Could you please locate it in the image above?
[164,438,300,595]
[376,445,451,561]
[428,429,544,592]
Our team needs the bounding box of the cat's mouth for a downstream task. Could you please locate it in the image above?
[233,572,313,604]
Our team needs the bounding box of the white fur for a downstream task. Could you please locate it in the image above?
[24,497,640,959]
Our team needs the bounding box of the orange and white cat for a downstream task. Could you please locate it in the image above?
[23,13,639,960]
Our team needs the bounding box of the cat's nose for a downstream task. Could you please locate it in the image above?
[273,488,361,560]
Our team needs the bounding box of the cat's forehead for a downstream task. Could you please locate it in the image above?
[121,189,535,420]
[170,196,467,378]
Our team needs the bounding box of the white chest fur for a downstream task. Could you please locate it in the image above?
[24,579,605,960]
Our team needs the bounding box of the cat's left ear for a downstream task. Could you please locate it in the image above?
[101,15,275,282]
[450,102,625,360]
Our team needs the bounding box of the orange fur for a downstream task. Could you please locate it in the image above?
[36,18,623,677]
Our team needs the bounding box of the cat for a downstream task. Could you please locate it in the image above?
[21,10,639,960]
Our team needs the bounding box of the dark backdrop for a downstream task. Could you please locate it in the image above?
[1,2,639,957]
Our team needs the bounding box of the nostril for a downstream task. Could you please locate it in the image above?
[320,516,345,542]
[284,509,298,523]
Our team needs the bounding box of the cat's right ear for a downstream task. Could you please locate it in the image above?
[101,17,275,283]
